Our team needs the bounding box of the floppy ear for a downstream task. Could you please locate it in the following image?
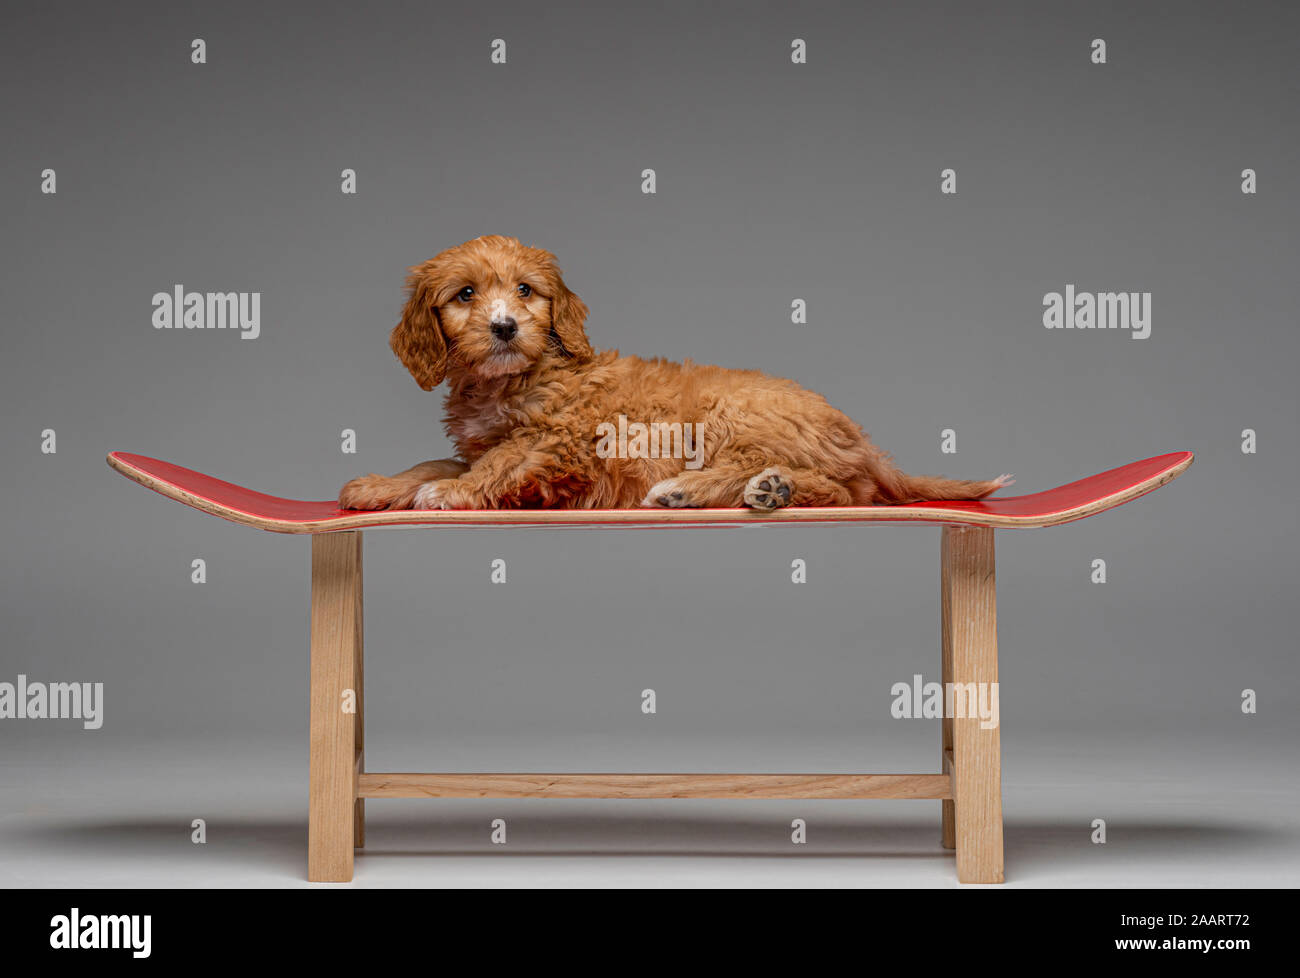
[549,278,593,362]
[389,274,448,390]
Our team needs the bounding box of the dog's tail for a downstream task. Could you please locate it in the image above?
[885,470,1014,503]
[858,453,1014,504]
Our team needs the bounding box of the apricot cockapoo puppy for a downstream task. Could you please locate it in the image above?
[339,235,1010,512]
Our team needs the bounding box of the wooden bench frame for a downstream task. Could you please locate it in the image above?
[107,450,1193,883]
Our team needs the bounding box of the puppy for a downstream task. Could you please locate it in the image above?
[339,235,1011,511]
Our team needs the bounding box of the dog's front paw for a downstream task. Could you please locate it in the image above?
[743,468,792,511]
[412,479,482,510]
[641,477,700,508]
[339,474,402,511]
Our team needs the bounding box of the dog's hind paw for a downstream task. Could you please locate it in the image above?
[642,478,700,508]
[744,468,792,511]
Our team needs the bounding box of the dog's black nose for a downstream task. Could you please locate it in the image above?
[491,319,518,342]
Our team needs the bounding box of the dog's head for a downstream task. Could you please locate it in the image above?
[389,235,593,389]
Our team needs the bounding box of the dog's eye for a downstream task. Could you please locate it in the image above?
[457,287,475,302]
[517,284,532,298]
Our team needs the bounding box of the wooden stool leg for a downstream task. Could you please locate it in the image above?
[943,526,1004,883]
[309,531,361,882]
[353,534,365,850]
[940,528,956,850]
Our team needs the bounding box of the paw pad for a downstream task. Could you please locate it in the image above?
[744,468,792,511]
[642,480,699,508]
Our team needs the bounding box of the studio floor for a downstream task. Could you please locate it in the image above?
[2,729,1295,888]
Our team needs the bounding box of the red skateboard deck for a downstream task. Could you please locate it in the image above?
[106,451,1193,534]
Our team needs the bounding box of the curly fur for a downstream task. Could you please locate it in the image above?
[339,235,1011,511]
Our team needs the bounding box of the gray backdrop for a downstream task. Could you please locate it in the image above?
[1,0,1296,885]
